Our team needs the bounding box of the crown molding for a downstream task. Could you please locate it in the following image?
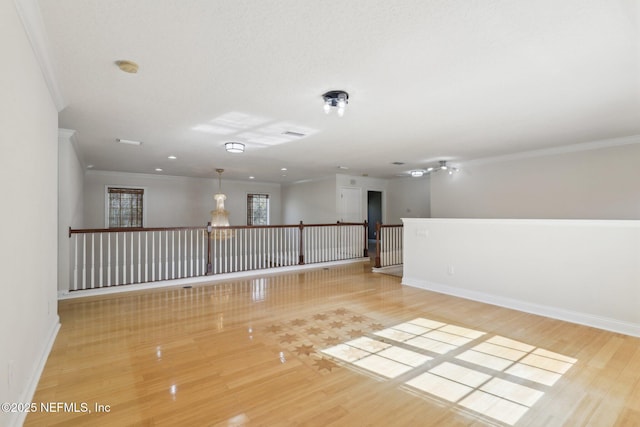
[14,0,66,112]
[57,128,76,141]
[58,128,88,168]
[464,134,640,167]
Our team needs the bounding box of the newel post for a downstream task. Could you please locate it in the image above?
[374,222,382,268]
[298,221,305,265]
[206,221,213,275]
[363,220,369,258]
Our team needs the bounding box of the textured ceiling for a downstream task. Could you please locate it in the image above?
[38,0,639,182]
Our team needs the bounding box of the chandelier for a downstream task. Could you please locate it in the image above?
[322,90,349,117]
[209,168,233,239]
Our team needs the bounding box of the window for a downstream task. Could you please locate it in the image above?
[247,193,269,225]
[107,187,144,228]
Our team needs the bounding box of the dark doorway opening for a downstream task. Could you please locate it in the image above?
[367,191,382,240]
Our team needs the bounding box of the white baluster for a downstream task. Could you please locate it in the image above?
[107,233,112,286]
[137,231,142,283]
[72,234,78,291]
[189,229,193,277]
[171,231,175,279]
[115,233,120,285]
[177,230,182,278]
[152,231,155,281]
[130,231,134,283]
[99,234,103,287]
[145,232,148,282]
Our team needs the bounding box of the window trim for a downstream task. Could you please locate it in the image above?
[104,185,147,228]
[246,193,270,226]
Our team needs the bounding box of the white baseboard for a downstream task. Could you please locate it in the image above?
[59,258,370,300]
[402,277,640,338]
[8,316,60,427]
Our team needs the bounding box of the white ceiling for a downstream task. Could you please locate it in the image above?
[37,0,639,183]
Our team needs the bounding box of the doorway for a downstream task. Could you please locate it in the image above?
[367,191,382,241]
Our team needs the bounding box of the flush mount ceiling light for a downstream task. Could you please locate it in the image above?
[427,160,459,175]
[115,60,139,74]
[410,170,424,177]
[225,142,245,153]
[322,90,349,117]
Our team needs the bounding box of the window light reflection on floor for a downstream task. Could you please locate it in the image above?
[321,317,577,426]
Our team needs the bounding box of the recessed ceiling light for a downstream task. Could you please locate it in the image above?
[281,167,287,171]
[168,155,177,160]
[337,166,349,170]
[391,161,405,165]
[155,168,163,172]
[249,176,255,180]
[86,164,94,169]
[116,138,142,146]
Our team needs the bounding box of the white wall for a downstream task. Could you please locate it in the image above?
[403,218,640,337]
[431,139,640,219]
[282,173,428,225]
[83,171,282,228]
[336,174,388,223]
[282,176,337,223]
[0,1,60,425]
[58,129,84,291]
[387,176,430,223]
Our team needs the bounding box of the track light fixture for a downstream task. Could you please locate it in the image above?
[426,160,458,175]
[408,161,458,178]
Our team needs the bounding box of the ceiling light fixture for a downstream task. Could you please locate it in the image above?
[322,90,349,117]
[429,160,459,175]
[115,60,139,74]
[225,142,245,153]
[410,170,424,177]
[168,155,177,160]
[210,168,233,239]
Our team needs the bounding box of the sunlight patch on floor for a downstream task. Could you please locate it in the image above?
[321,317,577,426]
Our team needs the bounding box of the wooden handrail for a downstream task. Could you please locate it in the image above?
[69,221,368,236]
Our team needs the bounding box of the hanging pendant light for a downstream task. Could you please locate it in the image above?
[210,168,233,239]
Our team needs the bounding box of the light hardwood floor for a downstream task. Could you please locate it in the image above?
[27,262,640,426]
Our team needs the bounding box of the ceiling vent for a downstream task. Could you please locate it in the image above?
[282,131,306,137]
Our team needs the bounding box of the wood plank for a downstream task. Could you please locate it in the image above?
[26,263,640,426]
